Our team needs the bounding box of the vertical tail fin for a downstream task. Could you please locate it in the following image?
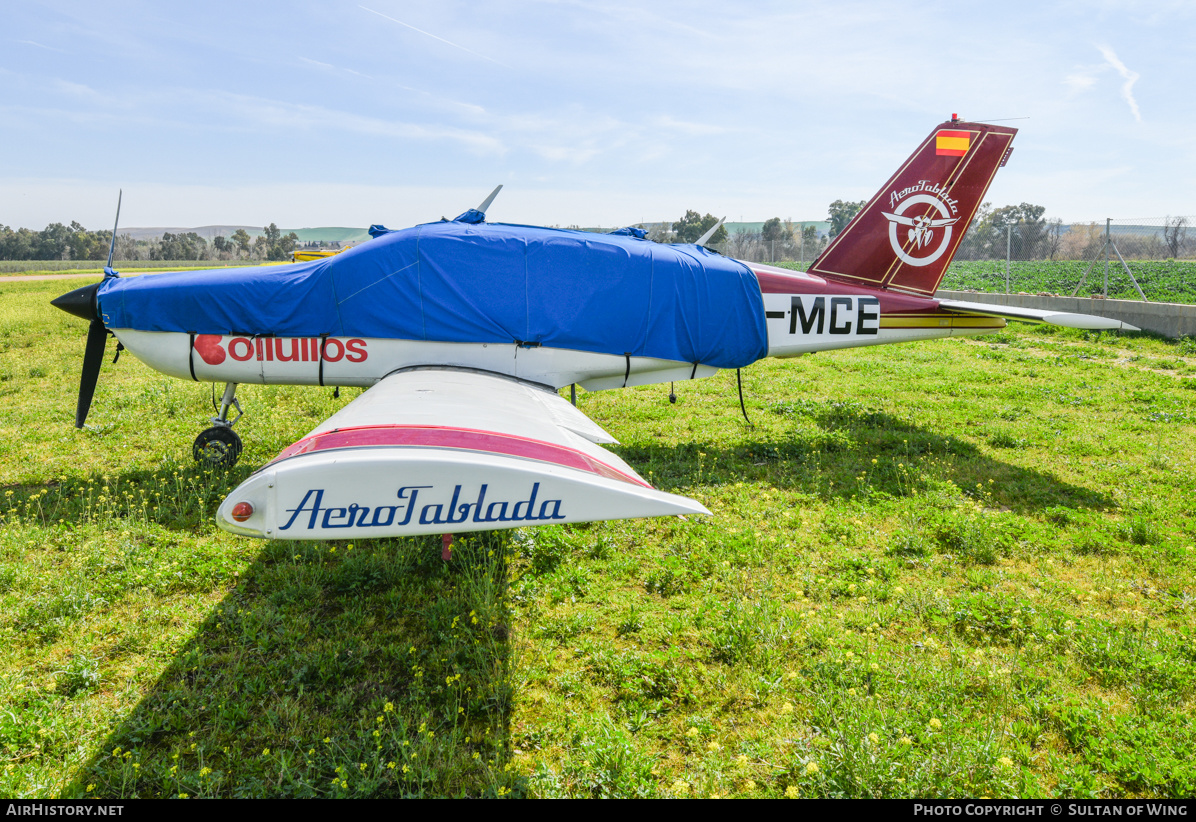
[809,119,1017,296]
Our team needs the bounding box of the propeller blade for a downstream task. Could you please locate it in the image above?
[475,184,502,214]
[105,189,122,272]
[695,216,726,248]
[76,318,108,428]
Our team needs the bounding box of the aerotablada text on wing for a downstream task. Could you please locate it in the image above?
[51,118,1136,541]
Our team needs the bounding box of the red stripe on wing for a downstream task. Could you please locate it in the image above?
[266,425,651,488]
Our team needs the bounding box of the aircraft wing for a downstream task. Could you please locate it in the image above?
[216,369,709,539]
[937,298,1140,332]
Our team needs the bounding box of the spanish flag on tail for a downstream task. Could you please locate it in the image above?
[935,130,970,157]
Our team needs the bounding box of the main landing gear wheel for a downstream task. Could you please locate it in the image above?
[193,426,243,468]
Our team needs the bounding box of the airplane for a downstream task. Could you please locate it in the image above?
[292,245,353,263]
[52,116,1137,548]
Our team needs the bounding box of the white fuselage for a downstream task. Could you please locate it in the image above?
[111,278,1003,393]
[110,263,1002,392]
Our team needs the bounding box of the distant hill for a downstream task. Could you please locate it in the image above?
[576,220,831,236]
[119,225,253,241]
[120,226,372,244]
[286,227,372,243]
[118,222,829,244]
[721,221,831,236]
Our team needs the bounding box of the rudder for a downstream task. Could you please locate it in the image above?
[808,118,1017,296]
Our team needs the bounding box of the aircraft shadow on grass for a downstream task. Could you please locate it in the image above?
[616,403,1114,515]
[52,462,522,798]
[57,406,1108,797]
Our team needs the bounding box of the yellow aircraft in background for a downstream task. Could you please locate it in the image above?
[292,245,352,263]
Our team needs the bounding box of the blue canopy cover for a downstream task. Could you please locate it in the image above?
[98,221,768,370]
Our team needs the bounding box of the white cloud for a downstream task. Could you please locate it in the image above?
[1096,43,1142,122]
[649,115,734,136]
[1064,72,1098,92]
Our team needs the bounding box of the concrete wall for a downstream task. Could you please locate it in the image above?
[935,290,1196,339]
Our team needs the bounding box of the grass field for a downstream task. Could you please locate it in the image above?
[2,276,1195,798]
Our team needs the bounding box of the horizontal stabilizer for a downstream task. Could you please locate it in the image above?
[937,298,1140,332]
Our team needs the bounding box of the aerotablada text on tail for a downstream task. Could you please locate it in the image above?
[52,118,1135,542]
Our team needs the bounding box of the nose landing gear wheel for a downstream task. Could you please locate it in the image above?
[193,426,243,468]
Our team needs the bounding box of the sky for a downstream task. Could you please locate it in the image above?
[2,0,1193,231]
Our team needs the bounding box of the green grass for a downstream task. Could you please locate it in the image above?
[2,277,1195,797]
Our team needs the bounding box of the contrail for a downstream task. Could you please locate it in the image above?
[1097,44,1141,123]
[359,6,510,68]
[18,39,64,53]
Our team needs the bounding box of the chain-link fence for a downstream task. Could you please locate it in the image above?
[703,216,1196,303]
[940,217,1196,303]
[708,233,826,267]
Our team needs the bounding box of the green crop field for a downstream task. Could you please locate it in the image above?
[940,260,1196,304]
[772,259,1196,305]
[2,277,1195,798]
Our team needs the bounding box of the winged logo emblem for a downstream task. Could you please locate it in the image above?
[880,191,962,267]
[881,211,961,250]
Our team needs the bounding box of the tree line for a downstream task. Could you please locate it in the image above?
[12,205,1184,267]
[959,206,1191,262]
[0,222,299,262]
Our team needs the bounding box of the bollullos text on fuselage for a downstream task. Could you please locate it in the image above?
[193,335,368,366]
[278,483,567,531]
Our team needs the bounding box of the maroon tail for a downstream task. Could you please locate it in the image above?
[809,119,1017,296]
